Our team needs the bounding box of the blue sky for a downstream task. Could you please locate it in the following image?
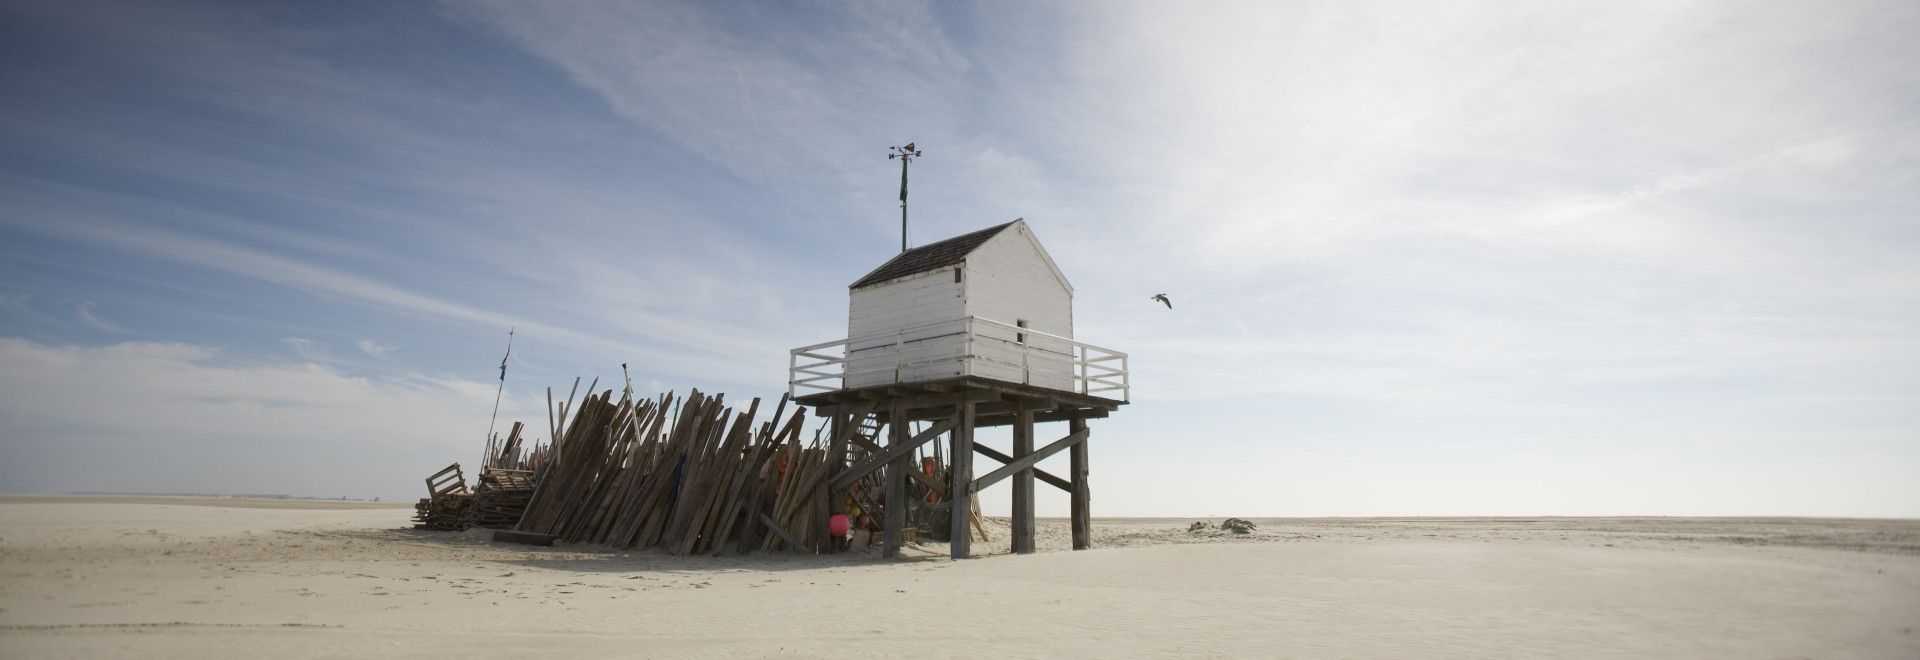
[2,1,1916,516]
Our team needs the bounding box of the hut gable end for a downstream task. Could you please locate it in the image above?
[963,222,1073,337]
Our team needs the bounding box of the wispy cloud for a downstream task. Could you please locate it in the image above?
[1,291,60,327]
[355,339,397,358]
[0,207,779,386]
[448,0,972,236]
[281,337,331,363]
[73,300,128,333]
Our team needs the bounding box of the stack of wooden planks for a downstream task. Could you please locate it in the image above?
[483,421,548,472]
[412,463,472,531]
[413,494,471,530]
[467,468,537,529]
[512,389,829,554]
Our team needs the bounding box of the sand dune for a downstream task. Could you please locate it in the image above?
[2,495,1915,658]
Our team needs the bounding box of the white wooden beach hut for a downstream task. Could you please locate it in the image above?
[789,219,1128,560]
[799,218,1123,396]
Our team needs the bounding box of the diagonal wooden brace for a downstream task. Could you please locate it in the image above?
[973,444,1073,492]
[832,401,879,447]
[829,416,957,492]
[971,429,1087,494]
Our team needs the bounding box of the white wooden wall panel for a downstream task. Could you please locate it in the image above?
[848,268,965,351]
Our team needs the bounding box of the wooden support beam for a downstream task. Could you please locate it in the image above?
[948,400,975,559]
[1071,414,1091,551]
[972,444,1072,492]
[823,408,848,552]
[974,397,1059,418]
[883,402,908,559]
[972,428,1087,493]
[828,416,956,492]
[829,401,879,449]
[1031,408,1111,425]
[860,388,1001,418]
[1011,403,1035,555]
[847,432,883,454]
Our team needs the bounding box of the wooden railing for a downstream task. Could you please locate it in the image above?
[789,316,1128,401]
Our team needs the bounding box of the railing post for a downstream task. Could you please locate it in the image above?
[1077,348,1088,394]
[788,349,798,397]
[964,317,974,377]
[1020,335,1029,385]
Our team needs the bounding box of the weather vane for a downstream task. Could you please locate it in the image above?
[889,142,921,253]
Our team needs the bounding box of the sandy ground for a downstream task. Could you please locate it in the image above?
[2,495,1916,658]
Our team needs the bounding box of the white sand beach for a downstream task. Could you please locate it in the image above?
[2,495,1916,658]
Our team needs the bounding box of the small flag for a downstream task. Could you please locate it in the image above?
[899,164,908,203]
[498,329,513,382]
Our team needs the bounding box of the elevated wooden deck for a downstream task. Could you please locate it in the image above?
[793,375,1124,427]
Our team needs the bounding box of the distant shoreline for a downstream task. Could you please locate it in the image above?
[2,493,1912,523]
[0,493,409,509]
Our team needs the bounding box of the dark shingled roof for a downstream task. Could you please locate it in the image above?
[849,220,1018,289]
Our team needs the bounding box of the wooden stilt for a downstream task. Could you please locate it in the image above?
[824,407,846,552]
[948,401,975,559]
[1011,402,1035,555]
[1070,413,1091,551]
[883,402,907,558]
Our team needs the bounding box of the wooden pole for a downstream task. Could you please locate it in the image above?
[1011,402,1035,555]
[1070,412,1091,550]
[948,401,975,559]
[824,407,846,552]
[883,402,907,558]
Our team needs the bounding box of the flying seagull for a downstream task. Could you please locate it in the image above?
[1151,293,1172,309]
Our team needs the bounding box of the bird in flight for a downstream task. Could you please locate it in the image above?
[1150,293,1172,309]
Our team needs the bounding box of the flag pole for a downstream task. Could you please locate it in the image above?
[486,327,514,449]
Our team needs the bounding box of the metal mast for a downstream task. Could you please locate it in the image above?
[888,143,921,252]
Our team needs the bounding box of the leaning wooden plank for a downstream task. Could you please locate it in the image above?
[701,398,764,551]
[631,392,711,548]
[701,407,758,553]
[758,512,805,553]
[661,397,727,550]
[554,393,624,541]
[571,398,637,542]
[712,405,795,553]
[583,400,641,544]
[525,392,614,535]
[681,399,757,554]
[603,392,672,546]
